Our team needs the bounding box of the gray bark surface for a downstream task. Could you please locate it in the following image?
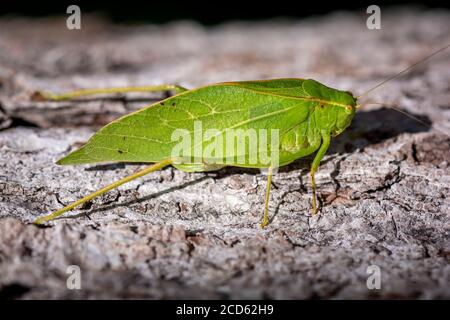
[0,9,449,299]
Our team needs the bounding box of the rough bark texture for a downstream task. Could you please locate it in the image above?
[0,9,449,299]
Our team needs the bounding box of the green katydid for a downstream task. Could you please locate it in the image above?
[33,45,449,227]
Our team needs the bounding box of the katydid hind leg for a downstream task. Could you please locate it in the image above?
[310,134,331,215]
[32,84,188,101]
[34,159,173,225]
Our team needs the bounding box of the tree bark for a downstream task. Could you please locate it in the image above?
[0,9,449,299]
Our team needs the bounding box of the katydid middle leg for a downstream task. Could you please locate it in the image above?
[261,166,273,228]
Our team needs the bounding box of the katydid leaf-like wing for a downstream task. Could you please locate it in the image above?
[57,79,314,165]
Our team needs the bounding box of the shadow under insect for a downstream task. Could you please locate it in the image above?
[266,107,432,172]
[327,107,432,155]
[68,174,212,220]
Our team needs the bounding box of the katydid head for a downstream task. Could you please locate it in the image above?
[331,90,357,137]
[329,98,356,137]
[303,79,357,136]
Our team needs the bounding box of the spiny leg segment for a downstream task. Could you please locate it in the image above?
[310,134,331,215]
[33,84,188,101]
[34,159,173,225]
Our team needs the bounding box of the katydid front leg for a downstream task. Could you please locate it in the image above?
[310,133,331,215]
